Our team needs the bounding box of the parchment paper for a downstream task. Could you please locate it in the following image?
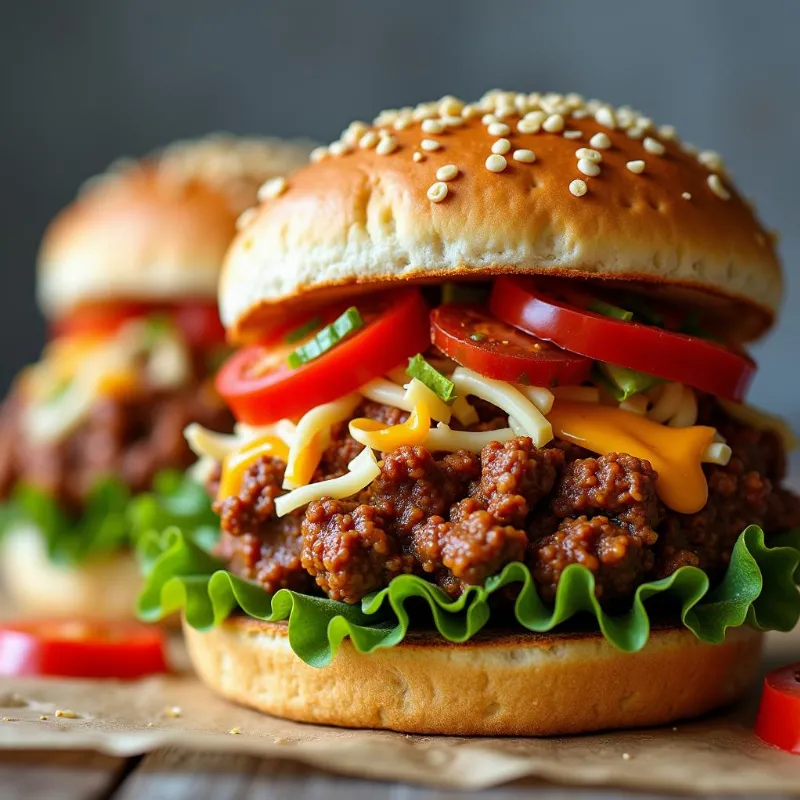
[0,630,797,793]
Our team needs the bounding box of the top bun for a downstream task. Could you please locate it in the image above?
[221,91,781,343]
[38,135,314,318]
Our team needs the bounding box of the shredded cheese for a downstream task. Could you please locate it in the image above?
[451,395,479,427]
[451,367,553,447]
[185,423,243,462]
[349,402,431,450]
[275,447,380,517]
[515,384,555,414]
[424,423,517,453]
[218,435,291,500]
[619,394,649,416]
[359,377,452,423]
[283,394,361,489]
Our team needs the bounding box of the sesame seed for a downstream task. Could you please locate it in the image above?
[342,121,369,146]
[359,131,379,149]
[427,181,449,202]
[627,126,645,140]
[235,207,257,231]
[589,132,612,149]
[376,135,398,156]
[682,191,692,200]
[439,95,464,116]
[442,115,464,128]
[487,122,511,137]
[576,148,602,163]
[517,118,542,135]
[412,103,438,121]
[421,118,445,135]
[637,116,653,131]
[707,174,730,200]
[393,117,411,131]
[626,160,646,174]
[328,140,352,157]
[595,106,617,129]
[436,164,459,181]
[55,710,78,719]
[542,114,565,133]
[485,154,508,173]
[569,179,588,197]
[698,150,724,171]
[577,158,600,177]
[309,146,329,163]
[659,125,677,141]
[571,109,589,119]
[421,139,441,152]
[643,137,666,156]
[512,149,536,163]
[492,138,511,155]
[482,113,498,126]
[412,151,425,162]
[563,130,582,140]
[495,105,515,120]
[257,176,287,202]
[461,104,479,119]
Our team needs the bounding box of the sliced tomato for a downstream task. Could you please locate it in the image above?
[216,288,431,424]
[755,663,800,754]
[489,277,755,401]
[52,301,226,349]
[431,304,592,385]
[0,620,169,679]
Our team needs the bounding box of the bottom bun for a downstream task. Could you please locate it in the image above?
[184,616,763,736]
[0,524,145,621]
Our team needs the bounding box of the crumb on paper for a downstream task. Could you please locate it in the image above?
[55,710,79,719]
[622,753,632,761]
[146,722,155,728]
[229,727,241,735]
[39,715,47,721]
[672,727,679,732]
[1,717,11,722]
[273,736,288,745]
[165,706,182,719]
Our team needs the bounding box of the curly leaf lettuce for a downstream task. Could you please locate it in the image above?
[138,525,800,668]
[0,471,218,565]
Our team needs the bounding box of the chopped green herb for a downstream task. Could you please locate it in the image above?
[469,332,487,342]
[284,316,323,344]
[143,313,174,346]
[406,354,456,403]
[441,282,490,305]
[617,294,665,327]
[588,299,634,322]
[594,363,662,401]
[287,307,363,369]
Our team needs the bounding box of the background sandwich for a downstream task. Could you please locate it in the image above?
[140,92,800,735]
[0,135,312,619]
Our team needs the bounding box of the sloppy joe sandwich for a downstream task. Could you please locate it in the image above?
[139,92,800,735]
[0,135,312,619]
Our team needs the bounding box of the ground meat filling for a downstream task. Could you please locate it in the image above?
[215,398,800,607]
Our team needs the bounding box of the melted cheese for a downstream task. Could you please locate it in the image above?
[275,447,380,517]
[451,367,553,447]
[218,435,291,501]
[425,423,516,452]
[349,402,431,450]
[548,400,718,514]
[283,393,361,490]
[359,377,452,423]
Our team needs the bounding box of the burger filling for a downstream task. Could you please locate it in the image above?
[0,301,233,561]
[182,281,799,610]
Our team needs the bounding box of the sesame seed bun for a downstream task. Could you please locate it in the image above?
[184,616,761,735]
[38,136,314,319]
[221,92,781,343]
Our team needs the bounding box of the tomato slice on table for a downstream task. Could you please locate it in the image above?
[755,663,800,754]
[489,276,755,401]
[430,304,592,386]
[216,288,431,425]
[0,620,169,679]
[52,301,226,349]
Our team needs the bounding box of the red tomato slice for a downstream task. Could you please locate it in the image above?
[52,301,226,349]
[431,304,592,385]
[489,276,755,401]
[0,620,169,679]
[216,288,431,424]
[755,663,800,754]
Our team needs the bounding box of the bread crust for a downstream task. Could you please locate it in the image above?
[221,94,781,343]
[38,137,312,318]
[184,616,762,736]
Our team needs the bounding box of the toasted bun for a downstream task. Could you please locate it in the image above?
[38,136,313,318]
[0,525,144,621]
[222,91,780,343]
[185,616,762,736]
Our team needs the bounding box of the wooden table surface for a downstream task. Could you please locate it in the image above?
[0,747,788,799]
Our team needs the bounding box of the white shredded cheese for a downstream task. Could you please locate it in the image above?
[451,367,553,447]
[668,386,698,428]
[702,442,732,465]
[619,394,649,416]
[275,447,380,517]
[424,423,517,453]
[359,378,452,423]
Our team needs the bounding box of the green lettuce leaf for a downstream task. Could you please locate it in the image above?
[137,525,800,668]
[0,470,218,566]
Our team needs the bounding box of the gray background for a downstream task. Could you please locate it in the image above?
[1,0,797,452]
